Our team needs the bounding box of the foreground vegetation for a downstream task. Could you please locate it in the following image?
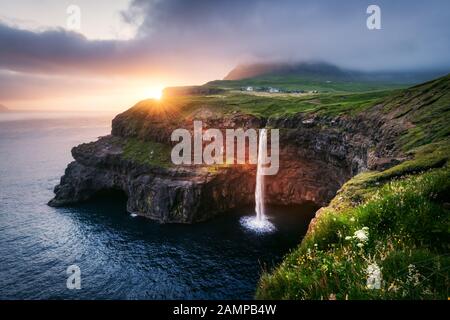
[256,75,450,299]
[257,141,449,299]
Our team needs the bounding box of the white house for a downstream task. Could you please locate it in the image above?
[268,87,280,93]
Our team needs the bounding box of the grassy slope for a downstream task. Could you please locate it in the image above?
[207,75,407,93]
[156,89,395,119]
[256,75,450,299]
[123,138,172,168]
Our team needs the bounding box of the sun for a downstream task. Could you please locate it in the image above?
[144,86,164,100]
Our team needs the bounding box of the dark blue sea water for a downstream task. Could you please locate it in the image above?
[0,114,316,299]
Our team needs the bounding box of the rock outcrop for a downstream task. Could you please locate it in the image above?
[48,135,256,223]
[49,96,408,223]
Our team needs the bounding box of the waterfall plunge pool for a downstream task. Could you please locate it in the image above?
[30,198,318,299]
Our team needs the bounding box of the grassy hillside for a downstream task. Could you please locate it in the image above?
[256,75,450,299]
[208,76,407,93]
[219,62,443,93]
[156,88,395,120]
[123,138,172,168]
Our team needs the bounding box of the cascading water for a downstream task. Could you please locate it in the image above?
[255,129,267,221]
[240,129,276,233]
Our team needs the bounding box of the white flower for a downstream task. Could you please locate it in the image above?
[406,264,421,287]
[353,228,369,243]
[366,263,382,289]
[344,227,369,246]
[388,282,399,292]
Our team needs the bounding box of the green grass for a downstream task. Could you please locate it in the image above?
[122,138,172,168]
[332,141,450,210]
[132,74,448,127]
[254,75,450,300]
[128,76,417,121]
[151,89,394,119]
[207,75,407,93]
[382,75,450,150]
[256,136,450,300]
[257,155,450,299]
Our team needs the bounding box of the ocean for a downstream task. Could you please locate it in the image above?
[0,113,316,299]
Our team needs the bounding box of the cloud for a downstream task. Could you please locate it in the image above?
[127,0,450,71]
[0,23,139,75]
[0,0,449,81]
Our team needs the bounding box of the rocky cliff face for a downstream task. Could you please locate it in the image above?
[49,97,408,223]
[48,135,256,223]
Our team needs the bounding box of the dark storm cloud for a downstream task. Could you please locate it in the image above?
[0,0,449,78]
[0,23,159,75]
[126,0,450,71]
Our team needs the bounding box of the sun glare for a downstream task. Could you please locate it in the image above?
[145,87,164,100]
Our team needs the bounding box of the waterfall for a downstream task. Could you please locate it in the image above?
[255,128,266,221]
[240,128,275,233]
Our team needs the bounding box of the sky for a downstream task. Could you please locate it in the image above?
[0,0,449,111]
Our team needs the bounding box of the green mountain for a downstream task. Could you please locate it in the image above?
[207,62,447,93]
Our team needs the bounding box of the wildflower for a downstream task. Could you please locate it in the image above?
[350,217,355,222]
[366,262,382,289]
[388,282,399,293]
[328,293,337,300]
[345,236,352,241]
[357,243,364,248]
[353,228,369,243]
[406,264,421,287]
[306,248,312,260]
[422,287,432,296]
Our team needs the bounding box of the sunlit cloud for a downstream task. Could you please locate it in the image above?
[0,0,449,110]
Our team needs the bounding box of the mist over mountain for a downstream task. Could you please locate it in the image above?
[224,62,448,84]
